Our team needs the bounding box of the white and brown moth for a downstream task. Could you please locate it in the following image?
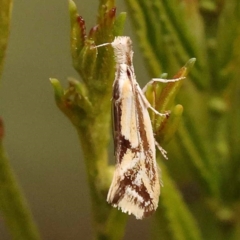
[94,36,182,219]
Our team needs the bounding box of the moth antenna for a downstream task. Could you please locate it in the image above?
[91,42,111,49]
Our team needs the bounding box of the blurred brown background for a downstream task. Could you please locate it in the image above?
[0,0,153,239]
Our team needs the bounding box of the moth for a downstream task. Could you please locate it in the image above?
[94,36,182,219]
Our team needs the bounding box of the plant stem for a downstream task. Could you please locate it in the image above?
[0,139,41,240]
[76,110,127,240]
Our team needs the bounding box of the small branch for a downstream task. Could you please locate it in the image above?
[0,120,41,240]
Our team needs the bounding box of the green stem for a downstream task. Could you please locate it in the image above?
[0,140,41,240]
[0,1,41,239]
[76,111,127,240]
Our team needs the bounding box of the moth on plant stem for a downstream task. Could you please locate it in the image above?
[93,36,184,219]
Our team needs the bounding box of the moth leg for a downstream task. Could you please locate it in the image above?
[155,141,168,160]
[136,84,169,117]
[142,77,185,93]
[148,105,170,117]
[136,85,169,116]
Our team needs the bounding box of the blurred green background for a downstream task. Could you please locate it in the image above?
[0,0,153,239]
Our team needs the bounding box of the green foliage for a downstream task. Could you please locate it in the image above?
[125,0,240,239]
[3,0,238,239]
[0,1,41,239]
[0,131,41,240]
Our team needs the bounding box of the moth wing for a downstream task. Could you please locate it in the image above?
[108,67,160,219]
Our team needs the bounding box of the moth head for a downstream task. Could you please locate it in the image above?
[92,36,133,65]
[111,36,132,52]
[111,36,133,65]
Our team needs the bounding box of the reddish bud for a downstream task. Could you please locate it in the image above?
[89,25,99,38]
[108,7,116,19]
[77,16,87,41]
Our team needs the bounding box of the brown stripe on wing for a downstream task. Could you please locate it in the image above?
[112,78,121,158]
[135,91,157,183]
[110,162,157,218]
[112,79,134,164]
[112,66,140,164]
